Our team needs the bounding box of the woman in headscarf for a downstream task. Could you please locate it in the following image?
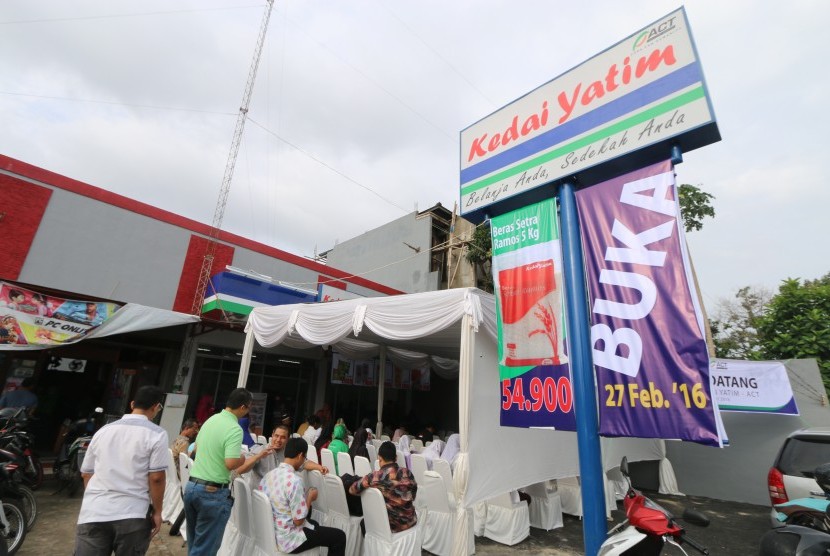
[421,438,446,470]
[441,433,461,472]
[314,422,335,463]
[348,427,370,465]
[328,423,350,475]
[397,434,412,469]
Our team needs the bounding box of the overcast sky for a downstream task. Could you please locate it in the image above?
[1,1,827,311]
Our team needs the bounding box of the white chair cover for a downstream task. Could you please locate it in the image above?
[251,490,320,556]
[360,488,420,556]
[218,478,256,556]
[659,457,684,495]
[482,491,530,546]
[557,476,583,517]
[395,450,407,469]
[371,438,383,449]
[432,459,455,503]
[409,453,428,486]
[366,443,378,470]
[257,435,267,445]
[161,449,183,523]
[321,448,336,472]
[354,455,373,477]
[421,471,474,556]
[322,474,363,556]
[306,444,319,464]
[522,481,563,531]
[380,435,391,442]
[306,470,328,526]
[410,438,424,453]
[177,453,191,542]
[336,451,355,476]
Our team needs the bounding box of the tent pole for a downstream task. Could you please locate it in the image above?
[376,345,387,438]
[559,182,606,556]
[237,328,255,388]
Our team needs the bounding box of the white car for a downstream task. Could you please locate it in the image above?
[768,427,830,525]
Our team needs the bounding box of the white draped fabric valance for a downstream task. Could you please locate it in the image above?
[246,288,496,361]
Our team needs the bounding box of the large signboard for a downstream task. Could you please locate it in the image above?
[710,359,799,415]
[0,282,121,348]
[491,199,576,429]
[575,160,720,446]
[460,8,719,218]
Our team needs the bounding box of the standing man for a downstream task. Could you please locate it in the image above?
[260,437,346,555]
[184,388,251,555]
[235,423,329,489]
[74,385,168,556]
[349,440,418,533]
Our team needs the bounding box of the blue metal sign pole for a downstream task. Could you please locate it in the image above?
[559,182,606,556]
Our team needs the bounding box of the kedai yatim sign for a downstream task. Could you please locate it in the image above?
[460,8,719,218]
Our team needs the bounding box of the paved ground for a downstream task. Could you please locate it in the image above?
[19,478,770,555]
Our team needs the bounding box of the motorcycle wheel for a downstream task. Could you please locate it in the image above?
[15,487,36,532]
[67,459,82,498]
[1,499,27,556]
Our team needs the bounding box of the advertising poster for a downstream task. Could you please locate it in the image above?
[710,359,799,415]
[331,353,354,385]
[411,365,431,391]
[0,282,121,348]
[353,359,377,387]
[491,198,576,430]
[575,160,720,446]
[248,393,268,435]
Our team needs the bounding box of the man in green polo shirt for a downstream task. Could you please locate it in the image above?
[184,388,251,556]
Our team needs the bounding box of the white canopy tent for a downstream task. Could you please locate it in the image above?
[240,288,677,555]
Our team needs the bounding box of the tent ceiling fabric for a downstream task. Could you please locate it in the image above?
[246,287,497,360]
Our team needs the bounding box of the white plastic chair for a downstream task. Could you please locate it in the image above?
[251,490,320,555]
[522,481,563,531]
[421,471,474,556]
[306,444,319,464]
[321,448,336,472]
[482,491,530,546]
[366,443,378,470]
[409,438,424,453]
[360,487,420,556]
[256,434,267,445]
[322,474,363,556]
[162,449,183,523]
[354,455,373,477]
[306,469,329,526]
[336,451,354,476]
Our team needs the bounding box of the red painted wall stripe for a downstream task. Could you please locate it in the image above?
[173,235,236,313]
[318,275,348,290]
[0,174,52,280]
[0,155,403,296]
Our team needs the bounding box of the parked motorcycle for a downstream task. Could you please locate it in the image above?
[0,408,43,490]
[759,463,830,555]
[53,408,103,497]
[0,450,36,532]
[0,497,25,556]
[599,457,710,556]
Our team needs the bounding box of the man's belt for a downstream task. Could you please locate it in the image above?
[189,477,229,489]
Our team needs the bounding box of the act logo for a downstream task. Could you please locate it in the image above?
[632,16,678,50]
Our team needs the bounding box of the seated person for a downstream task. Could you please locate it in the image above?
[302,414,322,445]
[328,424,349,474]
[260,438,346,555]
[349,441,417,533]
[348,428,371,463]
[237,423,329,489]
[171,418,199,479]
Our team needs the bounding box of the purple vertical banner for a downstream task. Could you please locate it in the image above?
[575,160,720,447]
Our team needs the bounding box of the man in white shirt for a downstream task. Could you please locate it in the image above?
[74,385,168,556]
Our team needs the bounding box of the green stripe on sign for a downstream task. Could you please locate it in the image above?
[461,86,706,196]
[202,298,254,316]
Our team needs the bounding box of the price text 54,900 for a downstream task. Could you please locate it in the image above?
[502,376,573,413]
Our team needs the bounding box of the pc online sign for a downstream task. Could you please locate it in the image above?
[462,9,723,447]
[460,7,720,222]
